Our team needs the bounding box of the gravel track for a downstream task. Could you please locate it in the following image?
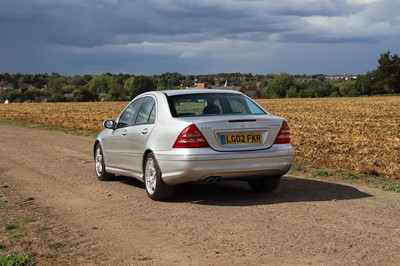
[1,124,399,265]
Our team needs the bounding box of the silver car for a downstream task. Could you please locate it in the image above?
[94,89,294,200]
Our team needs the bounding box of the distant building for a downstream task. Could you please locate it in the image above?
[196,82,208,89]
[64,93,75,100]
[0,84,14,91]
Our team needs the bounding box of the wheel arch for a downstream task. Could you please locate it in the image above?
[93,140,101,159]
[142,149,156,177]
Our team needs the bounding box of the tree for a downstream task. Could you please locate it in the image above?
[125,76,156,99]
[266,73,295,98]
[73,87,97,102]
[48,72,65,95]
[312,81,335,97]
[62,84,76,94]
[0,89,21,102]
[376,51,400,93]
[336,80,358,97]
[71,75,92,87]
[1,72,12,83]
[108,80,128,101]
[88,74,112,94]
[32,73,49,89]
[356,71,375,95]
[286,86,298,98]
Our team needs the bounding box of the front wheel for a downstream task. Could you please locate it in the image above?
[144,153,175,201]
[94,143,114,181]
[248,176,281,192]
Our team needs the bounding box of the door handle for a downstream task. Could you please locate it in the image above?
[122,130,127,136]
[141,128,148,135]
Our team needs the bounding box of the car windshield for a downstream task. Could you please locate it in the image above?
[167,93,266,117]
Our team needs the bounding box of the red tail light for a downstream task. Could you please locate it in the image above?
[173,124,210,148]
[274,120,291,144]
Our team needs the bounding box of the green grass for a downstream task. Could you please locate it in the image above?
[0,199,16,210]
[38,226,50,232]
[5,223,19,231]
[0,200,9,209]
[11,232,24,239]
[50,242,78,254]
[312,170,333,177]
[289,160,400,193]
[21,218,36,223]
[288,161,305,173]
[0,252,34,266]
[381,184,400,192]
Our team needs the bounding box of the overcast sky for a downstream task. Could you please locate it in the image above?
[0,0,399,76]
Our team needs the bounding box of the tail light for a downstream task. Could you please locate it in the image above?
[173,124,210,148]
[273,120,291,144]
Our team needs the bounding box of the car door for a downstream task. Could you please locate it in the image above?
[120,96,157,175]
[102,98,143,169]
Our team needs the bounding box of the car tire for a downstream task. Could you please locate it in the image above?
[248,176,280,192]
[94,143,114,181]
[144,153,175,201]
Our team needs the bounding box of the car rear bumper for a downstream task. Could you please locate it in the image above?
[155,145,294,185]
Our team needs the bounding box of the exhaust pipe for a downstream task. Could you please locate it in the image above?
[206,177,222,184]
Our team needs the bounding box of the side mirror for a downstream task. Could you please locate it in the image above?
[103,120,116,129]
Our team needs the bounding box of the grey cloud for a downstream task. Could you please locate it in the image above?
[0,0,399,75]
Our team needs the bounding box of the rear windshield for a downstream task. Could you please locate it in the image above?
[167,93,266,117]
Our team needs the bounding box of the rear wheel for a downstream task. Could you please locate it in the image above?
[248,176,280,192]
[144,153,175,201]
[94,143,114,181]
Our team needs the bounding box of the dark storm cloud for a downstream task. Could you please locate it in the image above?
[0,0,399,75]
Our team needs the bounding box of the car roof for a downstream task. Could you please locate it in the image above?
[161,89,243,96]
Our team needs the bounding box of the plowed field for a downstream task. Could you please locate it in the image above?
[0,96,399,179]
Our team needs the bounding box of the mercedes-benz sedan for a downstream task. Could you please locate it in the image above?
[94,89,294,200]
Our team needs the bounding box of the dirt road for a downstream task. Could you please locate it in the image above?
[1,124,399,265]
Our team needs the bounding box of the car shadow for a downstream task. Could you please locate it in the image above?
[170,176,373,206]
[108,175,372,206]
[108,176,145,188]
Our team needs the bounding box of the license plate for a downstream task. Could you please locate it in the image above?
[220,133,262,144]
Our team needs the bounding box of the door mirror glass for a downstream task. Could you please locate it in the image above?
[103,120,115,129]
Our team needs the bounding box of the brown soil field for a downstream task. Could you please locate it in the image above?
[0,96,399,179]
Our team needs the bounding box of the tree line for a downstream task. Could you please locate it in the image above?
[0,51,399,103]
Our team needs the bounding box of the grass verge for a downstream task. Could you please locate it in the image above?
[289,160,400,193]
[0,183,84,265]
[0,120,99,137]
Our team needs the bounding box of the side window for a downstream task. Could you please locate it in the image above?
[148,105,156,124]
[117,98,143,128]
[135,97,156,125]
[246,98,265,114]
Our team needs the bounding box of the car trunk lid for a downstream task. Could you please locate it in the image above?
[192,115,284,151]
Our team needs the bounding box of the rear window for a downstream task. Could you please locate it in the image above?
[167,93,266,117]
